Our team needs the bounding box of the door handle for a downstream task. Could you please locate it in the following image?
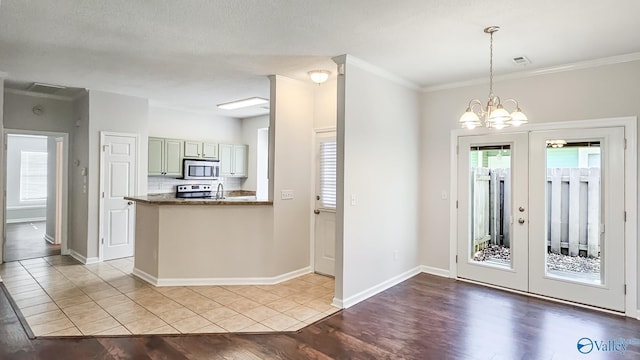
[314,209,320,215]
[127,201,133,205]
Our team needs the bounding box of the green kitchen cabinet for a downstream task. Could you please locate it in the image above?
[219,144,248,177]
[148,137,184,176]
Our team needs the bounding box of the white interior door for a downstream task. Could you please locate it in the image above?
[457,133,529,291]
[314,132,336,276]
[529,127,625,311]
[101,133,137,261]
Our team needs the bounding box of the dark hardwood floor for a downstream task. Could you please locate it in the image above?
[2,273,640,359]
[4,222,60,262]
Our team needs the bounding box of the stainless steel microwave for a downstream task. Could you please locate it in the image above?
[183,159,220,180]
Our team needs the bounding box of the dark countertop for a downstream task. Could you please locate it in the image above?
[124,193,273,206]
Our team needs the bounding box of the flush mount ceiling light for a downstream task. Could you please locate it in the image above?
[308,70,331,84]
[459,26,529,130]
[217,97,269,110]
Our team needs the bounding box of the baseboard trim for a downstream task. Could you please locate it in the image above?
[132,268,159,286]
[132,266,313,287]
[341,266,422,309]
[420,265,451,278]
[636,309,640,320]
[69,250,100,265]
[332,297,344,309]
[44,234,55,245]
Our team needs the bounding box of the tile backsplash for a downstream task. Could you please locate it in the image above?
[147,176,242,195]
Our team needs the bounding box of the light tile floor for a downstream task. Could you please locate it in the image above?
[0,256,338,336]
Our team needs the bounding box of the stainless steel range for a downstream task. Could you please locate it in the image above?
[175,184,212,199]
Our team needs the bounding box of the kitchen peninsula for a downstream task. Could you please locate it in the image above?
[124,194,280,286]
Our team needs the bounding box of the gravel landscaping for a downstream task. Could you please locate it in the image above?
[473,244,601,274]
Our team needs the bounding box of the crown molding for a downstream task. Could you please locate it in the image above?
[422,51,640,93]
[333,54,421,91]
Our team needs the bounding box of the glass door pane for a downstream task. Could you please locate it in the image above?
[545,141,601,285]
[457,133,528,292]
[529,127,625,312]
[469,145,512,269]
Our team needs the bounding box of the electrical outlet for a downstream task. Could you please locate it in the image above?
[281,190,295,200]
[350,194,357,206]
[393,250,399,260]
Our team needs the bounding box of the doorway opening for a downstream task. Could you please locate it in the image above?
[3,131,69,262]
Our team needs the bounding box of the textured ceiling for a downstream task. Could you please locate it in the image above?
[1,0,639,117]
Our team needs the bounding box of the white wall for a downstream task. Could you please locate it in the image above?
[314,78,337,129]
[335,55,421,307]
[83,90,149,260]
[5,135,47,222]
[45,137,56,242]
[419,60,640,307]
[148,106,241,143]
[241,115,269,191]
[0,76,5,264]
[269,75,315,276]
[3,92,75,134]
[69,93,89,257]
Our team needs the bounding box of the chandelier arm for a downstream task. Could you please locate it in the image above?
[503,98,520,110]
[468,99,484,115]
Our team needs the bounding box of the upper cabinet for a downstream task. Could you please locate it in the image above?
[202,142,219,160]
[184,141,202,158]
[219,144,248,177]
[149,137,244,177]
[148,137,184,176]
[184,141,219,160]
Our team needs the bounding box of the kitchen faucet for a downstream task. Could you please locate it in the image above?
[215,183,224,200]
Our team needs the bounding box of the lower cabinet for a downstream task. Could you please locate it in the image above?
[219,144,248,177]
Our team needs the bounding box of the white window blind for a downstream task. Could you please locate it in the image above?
[20,151,48,201]
[320,140,337,209]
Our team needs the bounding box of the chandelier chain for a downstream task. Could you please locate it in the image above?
[489,30,494,99]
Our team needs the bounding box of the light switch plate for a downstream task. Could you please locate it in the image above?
[281,190,295,200]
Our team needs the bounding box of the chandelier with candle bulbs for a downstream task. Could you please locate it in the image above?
[459,26,528,130]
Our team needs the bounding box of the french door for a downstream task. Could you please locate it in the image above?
[457,127,626,312]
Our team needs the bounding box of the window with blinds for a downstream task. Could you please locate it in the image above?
[319,140,337,209]
[20,151,48,201]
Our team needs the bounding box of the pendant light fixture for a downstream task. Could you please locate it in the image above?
[459,26,528,130]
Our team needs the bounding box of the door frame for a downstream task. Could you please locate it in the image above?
[2,129,70,261]
[310,127,337,275]
[449,116,637,318]
[98,131,140,262]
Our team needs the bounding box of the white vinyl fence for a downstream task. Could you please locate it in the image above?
[471,167,600,258]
